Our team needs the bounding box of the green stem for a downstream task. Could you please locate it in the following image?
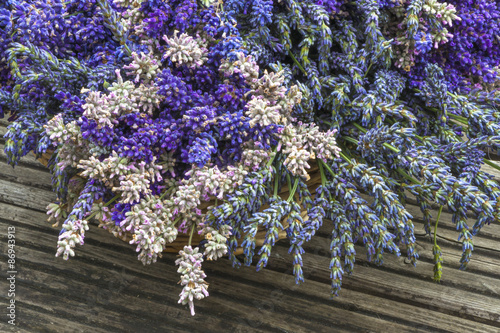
[317,159,327,187]
[320,159,339,177]
[188,225,195,247]
[159,187,174,200]
[447,114,468,125]
[288,51,308,76]
[363,62,373,79]
[342,136,360,145]
[287,178,300,203]
[396,167,422,185]
[383,142,401,154]
[274,167,280,197]
[484,159,500,173]
[286,173,292,194]
[434,206,443,246]
[63,11,84,18]
[104,194,121,207]
[339,151,353,165]
[352,122,367,133]
[266,146,278,168]
[317,160,327,198]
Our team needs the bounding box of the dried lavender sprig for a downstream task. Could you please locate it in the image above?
[96,0,132,55]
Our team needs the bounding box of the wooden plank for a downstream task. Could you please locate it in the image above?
[0,222,405,333]
[206,263,500,333]
[2,158,500,331]
[2,304,111,333]
[5,188,500,310]
[2,203,499,332]
[267,242,500,327]
[0,223,424,333]
[3,273,196,333]
[0,121,8,140]
[0,224,491,333]
[0,159,52,191]
[0,178,55,212]
[2,176,500,312]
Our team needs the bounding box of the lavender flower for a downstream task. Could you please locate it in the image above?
[175,246,209,316]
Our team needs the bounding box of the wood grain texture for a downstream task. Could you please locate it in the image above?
[1,144,500,332]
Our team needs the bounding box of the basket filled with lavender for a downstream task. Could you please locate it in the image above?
[1,0,499,316]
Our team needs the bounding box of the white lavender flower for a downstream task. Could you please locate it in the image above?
[82,90,114,128]
[55,219,89,260]
[248,70,287,100]
[78,152,129,183]
[175,246,209,316]
[114,172,152,204]
[163,31,208,68]
[240,143,275,171]
[245,96,283,127]
[283,145,312,179]
[296,123,341,161]
[186,165,227,200]
[423,0,460,27]
[225,165,249,188]
[134,83,163,115]
[47,120,89,170]
[159,150,177,177]
[173,184,201,214]
[124,196,178,265]
[44,114,70,145]
[117,0,145,31]
[219,52,259,85]
[278,84,302,123]
[46,202,66,227]
[124,51,160,83]
[106,70,139,115]
[89,142,111,157]
[203,225,232,261]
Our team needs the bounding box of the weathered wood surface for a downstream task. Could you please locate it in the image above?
[1,126,500,332]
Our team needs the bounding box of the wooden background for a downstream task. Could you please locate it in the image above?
[1,120,500,332]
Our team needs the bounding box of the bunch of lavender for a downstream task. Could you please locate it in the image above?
[2,0,500,316]
[221,0,499,291]
[0,0,130,163]
[2,0,342,315]
[412,0,500,91]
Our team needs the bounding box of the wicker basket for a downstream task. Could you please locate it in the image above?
[37,152,321,254]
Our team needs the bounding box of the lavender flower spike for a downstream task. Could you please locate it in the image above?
[175,246,209,316]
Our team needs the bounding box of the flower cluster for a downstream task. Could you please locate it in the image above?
[1,0,343,315]
[223,0,499,290]
[2,0,500,317]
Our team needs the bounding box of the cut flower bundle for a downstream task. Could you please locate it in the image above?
[1,0,500,316]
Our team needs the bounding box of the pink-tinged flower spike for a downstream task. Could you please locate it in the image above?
[82,90,114,129]
[219,52,260,85]
[203,225,232,261]
[245,96,283,127]
[56,219,89,260]
[44,114,70,146]
[123,51,161,83]
[175,246,209,316]
[46,202,66,227]
[163,31,208,68]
